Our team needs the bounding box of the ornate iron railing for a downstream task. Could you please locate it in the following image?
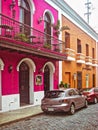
[0,13,64,53]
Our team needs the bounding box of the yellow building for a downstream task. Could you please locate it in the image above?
[62,15,97,89]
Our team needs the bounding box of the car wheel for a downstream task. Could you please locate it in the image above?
[69,104,75,115]
[94,98,97,104]
[84,100,88,108]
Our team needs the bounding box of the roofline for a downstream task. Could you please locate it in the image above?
[46,0,98,40]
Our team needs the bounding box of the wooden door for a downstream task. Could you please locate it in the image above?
[77,72,82,90]
[19,62,29,105]
[44,65,50,94]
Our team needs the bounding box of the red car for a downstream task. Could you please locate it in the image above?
[82,87,98,104]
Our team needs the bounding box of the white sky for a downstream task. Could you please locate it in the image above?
[65,0,98,33]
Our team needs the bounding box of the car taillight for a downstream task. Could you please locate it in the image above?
[87,95,90,97]
[87,94,92,98]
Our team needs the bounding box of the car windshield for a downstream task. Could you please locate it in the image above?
[45,91,65,98]
[83,88,91,92]
[88,88,94,93]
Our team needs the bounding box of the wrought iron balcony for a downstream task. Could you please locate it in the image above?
[85,56,92,66]
[76,53,85,64]
[64,48,75,61]
[0,13,66,60]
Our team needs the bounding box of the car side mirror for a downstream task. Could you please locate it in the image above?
[78,91,82,95]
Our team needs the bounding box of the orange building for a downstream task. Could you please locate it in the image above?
[61,14,98,89]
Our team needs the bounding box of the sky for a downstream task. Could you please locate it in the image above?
[65,0,98,33]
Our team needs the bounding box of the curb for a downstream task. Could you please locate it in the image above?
[0,112,43,127]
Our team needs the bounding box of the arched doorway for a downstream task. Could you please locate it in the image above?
[43,62,55,94]
[44,65,50,94]
[17,58,36,105]
[19,62,29,106]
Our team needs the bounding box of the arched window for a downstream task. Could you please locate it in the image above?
[44,12,52,44]
[20,0,31,25]
[20,0,31,34]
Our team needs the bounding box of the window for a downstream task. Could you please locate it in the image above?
[92,74,95,87]
[68,90,74,96]
[94,88,98,92]
[77,39,81,53]
[20,0,30,25]
[44,12,51,34]
[92,48,95,59]
[86,44,89,56]
[94,88,98,93]
[19,0,31,34]
[77,72,82,89]
[44,12,51,44]
[65,32,70,48]
[45,91,65,98]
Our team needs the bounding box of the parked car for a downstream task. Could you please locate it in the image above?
[82,87,98,104]
[41,88,88,115]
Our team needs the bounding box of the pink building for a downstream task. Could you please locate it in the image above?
[0,0,66,112]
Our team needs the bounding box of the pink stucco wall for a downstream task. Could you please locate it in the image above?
[0,50,59,95]
[2,0,58,32]
[1,0,59,95]
[33,0,58,31]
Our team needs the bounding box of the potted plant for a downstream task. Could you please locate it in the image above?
[60,25,70,31]
[53,20,60,36]
[59,81,70,89]
[59,81,64,88]
[14,33,29,42]
[53,20,60,31]
[55,48,60,52]
[64,83,68,88]
[43,43,51,49]
[53,20,70,36]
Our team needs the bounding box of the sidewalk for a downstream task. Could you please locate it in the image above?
[0,105,43,126]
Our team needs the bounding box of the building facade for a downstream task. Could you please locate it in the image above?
[0,0,98,112]
[62,15,97,89]
[55,1,98,89]
[0,0,67,112]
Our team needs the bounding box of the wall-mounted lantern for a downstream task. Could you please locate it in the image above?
[38,68,43,74]
[38,16,43,24]
[73,73,77,88]
[8,65,13,73]
[73,73,77,80]
[10,0,16,10]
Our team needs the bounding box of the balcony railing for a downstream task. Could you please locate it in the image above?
[92,59,98,67]
[85,56,92,66]
[76,53,85,64]
[0,13,65,55]
[64,48,75,61]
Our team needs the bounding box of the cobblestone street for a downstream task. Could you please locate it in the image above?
[0,104,98,130]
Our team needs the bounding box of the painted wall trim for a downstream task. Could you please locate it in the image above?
[17,58,36,72]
